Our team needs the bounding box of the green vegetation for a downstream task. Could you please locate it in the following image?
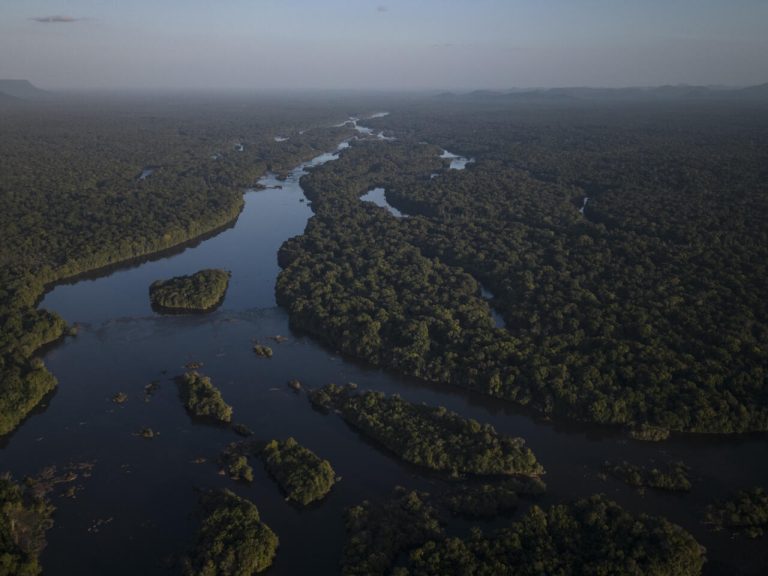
[0,474,54,576]
[261,438,336,505]
[706,487,768,538]
[287,379,302,392]
[149,269,230,312]
[395,495,705,576]
[341,477,547,574]
[0,359,60,437]
[440,477,545,518]
[342,489,702,576]
[343,487,444,576]
[604,460,691,491]
[277,101,768,434]
[0,99,353,436]
[219,443,254,482]
[231,423,253,437]
[252,344,273,358]
[310,384,542,477]
[178,371,233,423]
[629,424,671,442]
[183,489,278,576]
[137,427,156,439]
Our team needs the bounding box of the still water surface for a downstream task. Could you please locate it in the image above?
[1,123,766,575]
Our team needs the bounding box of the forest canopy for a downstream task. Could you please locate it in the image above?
[183,489,278,576]
[396,495,705,576]
[0,474,54,576]
[178,371,233,423]
[278,101,768,434]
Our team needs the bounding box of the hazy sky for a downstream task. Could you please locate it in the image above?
[1,0,766,90]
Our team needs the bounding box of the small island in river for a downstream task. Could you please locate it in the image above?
[310,384,543,478]
[261,437,337,506]
[183,489,278,576]
[178,371,233,423]
[149,268,230,312]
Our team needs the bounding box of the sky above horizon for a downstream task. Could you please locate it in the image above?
[1,0,766,91]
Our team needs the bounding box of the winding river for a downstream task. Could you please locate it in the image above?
[1,118,766,575]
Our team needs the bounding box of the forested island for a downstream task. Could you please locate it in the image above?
[178,371,233,423]
[261,437,337,505]
[310,384,543,477]
[149,269,230,312]
[219,442,255,482]
[183,489,278,576]
[603,460,691,492]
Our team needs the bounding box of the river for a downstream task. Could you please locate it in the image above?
[1,118,766,575]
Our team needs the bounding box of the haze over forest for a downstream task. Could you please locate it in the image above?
[1,0,767,91]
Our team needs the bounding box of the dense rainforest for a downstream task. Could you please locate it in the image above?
[0,475,53,576]
[395,495,705,576]
[0,98,353,436]
[1,93,766,575]
[341,488,704,576]
[277,100,768,434]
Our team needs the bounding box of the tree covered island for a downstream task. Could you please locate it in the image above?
[178,371,233,423]
[261,437,337,506]
[603,460,692,492]
[310,384,543,477]
[149,269,231,312]
[183,489,278,576]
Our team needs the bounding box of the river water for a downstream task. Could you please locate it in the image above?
[1,119,766,575]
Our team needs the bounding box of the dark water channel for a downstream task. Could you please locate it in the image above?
[1,123,766,575]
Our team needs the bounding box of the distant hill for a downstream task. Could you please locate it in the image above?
[0,79,51,100]
[436,83,768,103]
[735,82,768,99]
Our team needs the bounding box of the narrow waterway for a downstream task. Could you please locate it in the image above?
[1,117,766,575]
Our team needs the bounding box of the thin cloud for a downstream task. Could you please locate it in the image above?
[377,5,389,12]
[31,15,84,23]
